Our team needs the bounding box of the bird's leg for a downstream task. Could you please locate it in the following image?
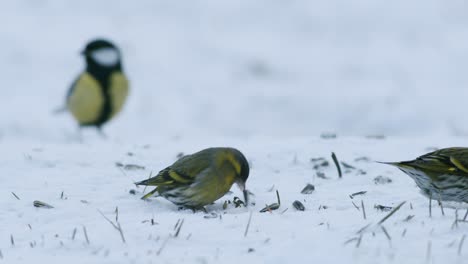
[96,126,107,139]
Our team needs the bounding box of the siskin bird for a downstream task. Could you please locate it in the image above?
[66,39,129,133]
[135,147,250,209]
[382,147,468,202]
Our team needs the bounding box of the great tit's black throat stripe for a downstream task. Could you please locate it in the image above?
[85,58,122,127]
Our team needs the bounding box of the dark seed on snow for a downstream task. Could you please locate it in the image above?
[301,184,315,194]
[293,200,305,211]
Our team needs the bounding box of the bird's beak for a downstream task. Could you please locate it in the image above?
[236,180,249,206]
[80,50,86,56]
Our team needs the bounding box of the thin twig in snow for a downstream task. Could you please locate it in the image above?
[361,200,367,220]
[438,198,445,216]
[381,226,391,241]
[356,234,363,248]
[351,201,360,211]
[459,235,466,256]
[331,152,342,178]
[174,219,184,237]
[98,210,126,243]
[83,226,90,244]
[378,201,406,225]
[244,211,253,237]
[11,192,20,200]
[157,236,170,256]
[71,228,77,240]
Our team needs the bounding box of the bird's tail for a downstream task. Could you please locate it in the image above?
[141,188,159,200]
[135,179,151,186]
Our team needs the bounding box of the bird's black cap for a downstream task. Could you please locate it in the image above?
[82,39,118,55]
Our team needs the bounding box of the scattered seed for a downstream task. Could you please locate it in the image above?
[378,201,406,225]
[300,184,315,194]
[374,204,392,212]
[320,132,336,139]
[204,213,218,219]
[33,200,54,209]
[374,175,392,185]
[354,157,371,162]
[366,135,385,140]
[350,191,367,199]
[233,197,246,208]
[316,172,328,179]
[341,162,356,169]
[123,164,145,171]
[293,200,305,211]
[310,158,329,169]
[259,190,281,213]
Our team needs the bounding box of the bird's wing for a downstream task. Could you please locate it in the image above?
[66,75,81,103]
[136,151,212,187]
[401,148,468,174]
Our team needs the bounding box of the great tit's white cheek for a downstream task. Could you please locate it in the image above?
[91,48,119,66]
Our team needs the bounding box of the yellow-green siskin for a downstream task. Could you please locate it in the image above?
[135,147,250,209]
[382,147,468,202]
[66,39,129,132]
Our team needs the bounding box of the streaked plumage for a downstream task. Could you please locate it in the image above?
[66,39,129,130]
[382,147,468,202]
[135,147,250,209]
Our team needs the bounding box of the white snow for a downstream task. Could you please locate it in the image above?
[1,0,468,263]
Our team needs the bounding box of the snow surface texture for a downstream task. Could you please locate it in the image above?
[2,0,468,263]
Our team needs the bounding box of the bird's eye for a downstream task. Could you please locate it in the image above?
[91,48,119,66]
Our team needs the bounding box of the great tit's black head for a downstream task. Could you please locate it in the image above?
[82,39,121,68]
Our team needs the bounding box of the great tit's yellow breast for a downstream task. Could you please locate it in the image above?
[67,73,103,124]
[109,72,129,119]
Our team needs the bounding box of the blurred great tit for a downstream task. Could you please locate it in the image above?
[66,39,129,133]
[136,147,250,209]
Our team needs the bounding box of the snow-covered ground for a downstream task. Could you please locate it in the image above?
[2,0,468,263]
